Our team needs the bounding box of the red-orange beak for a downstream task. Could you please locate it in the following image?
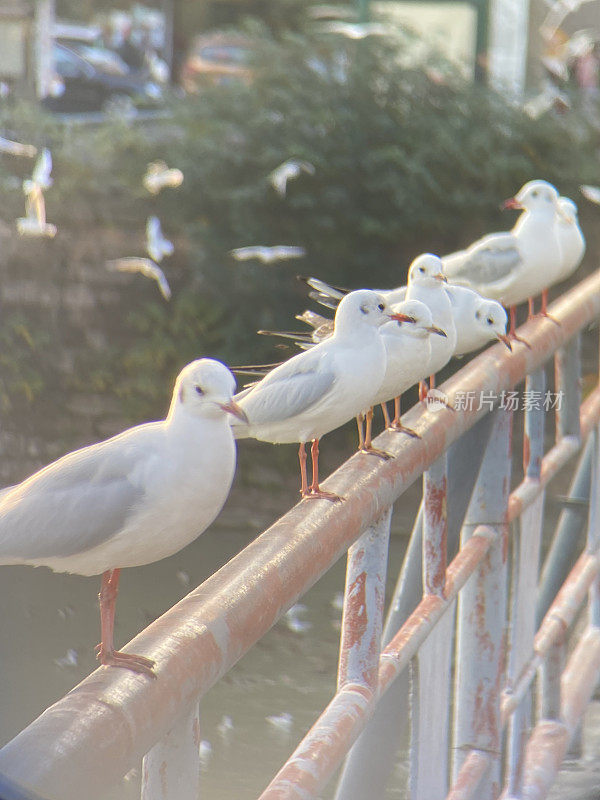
[501,197,523,211]
[219,399,248,423]
[389,312,416,323]
[496,333,512,351]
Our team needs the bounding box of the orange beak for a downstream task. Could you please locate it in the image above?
[389,312,416,323]
[434,272,447,282]
[501,197,522,211]
[219,399,248,423]
[496,333,512,351]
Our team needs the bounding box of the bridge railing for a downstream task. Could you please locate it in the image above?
[2,270,600,800]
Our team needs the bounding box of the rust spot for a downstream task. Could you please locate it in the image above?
[342,571,368,651]
[159,760,168,796]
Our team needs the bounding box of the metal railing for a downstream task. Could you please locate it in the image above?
[2,269,600,800]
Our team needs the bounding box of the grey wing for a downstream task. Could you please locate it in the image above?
[444,233,522,285]
[239,354,336,426]
[0,436,147,561]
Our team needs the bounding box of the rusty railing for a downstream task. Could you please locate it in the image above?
[1,269,600,800]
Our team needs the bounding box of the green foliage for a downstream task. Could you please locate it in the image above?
[2,24,600,433]
[0,314,54,413]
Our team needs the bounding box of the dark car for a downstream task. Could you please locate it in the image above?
[43,43,163,115]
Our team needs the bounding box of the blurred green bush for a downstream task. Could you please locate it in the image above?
[1,23,599,427]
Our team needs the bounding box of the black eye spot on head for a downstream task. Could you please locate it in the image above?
[195,385,204,396]
[532,190,539,198]
[359,304,368,315]
[378,303,384,311]
[419,267,425,273]
[487,317,493,325]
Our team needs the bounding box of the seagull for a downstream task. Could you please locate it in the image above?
[300,273,510,357]
[0,359,246,676]
[369,299,447,440]
[22,147,52,195]
[442,180,566,338]
[106,257,172,300]
[16,188,57,238]
[146,215,174,263]
[260,300,446,440]
[552,197,585,286]
[230,246,306,264]
[143,160,184,194]
[403,254,457,393]
[269,159,315,196]
[232,290,409,501]
[319,21,388,39]
[0,136,37,158]
[580,185,600,205]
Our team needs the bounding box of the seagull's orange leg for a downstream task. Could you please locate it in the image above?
[508,305,532,349]
[527,298,535,319]
[381,402,391,428]
[298,442,308,497]
[388,394,420,438]
[96,569,156,677]
[303,439,341,501]
[359,407,393,459]
[539,289,560,325]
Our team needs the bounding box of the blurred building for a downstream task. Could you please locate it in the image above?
[0,0,55,98]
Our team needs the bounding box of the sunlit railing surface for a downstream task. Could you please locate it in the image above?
[2,270,600,800]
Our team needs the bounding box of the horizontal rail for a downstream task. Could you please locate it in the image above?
[2,270,600,800]
[519,626,600,800]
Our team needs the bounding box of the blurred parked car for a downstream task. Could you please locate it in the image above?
[43,43,163,115]
[180,34,253,91]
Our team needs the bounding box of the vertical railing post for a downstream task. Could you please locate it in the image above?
[506,369,546,797]
[141,703,202,800]
[338,508,392,693]
[453,408,512,798]
[410,454,453,799]
[555,334,581,442]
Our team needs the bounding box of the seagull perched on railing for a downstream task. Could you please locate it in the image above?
[106,257,172,300]
[232,290,411,501]
[142,160,184,194]
[442,180,569,340]
[269,159,315,196]
[0,359,246,677]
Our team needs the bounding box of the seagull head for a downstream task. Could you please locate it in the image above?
[390,299,447,338]
[505,180,560,215]
[170,359,248,423]
[334,289,412,335]
[475,301,511,350]
[407,253,447,288]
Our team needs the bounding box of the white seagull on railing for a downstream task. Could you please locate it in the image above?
[143,160,184,194]
[230,246,306,264]
[106,257,172,300]
[232,290,410,500]
[269,159,315,196]
[146,215,174,263]
[0,359,245,677]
